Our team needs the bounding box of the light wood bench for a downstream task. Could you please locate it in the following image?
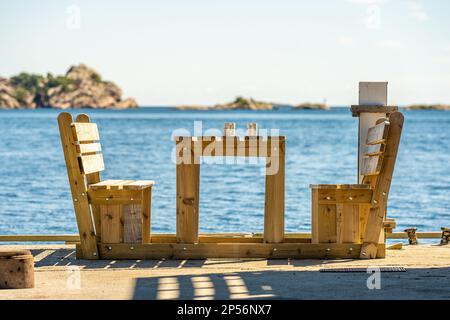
[310,111,404,259]
[58,112,154,259]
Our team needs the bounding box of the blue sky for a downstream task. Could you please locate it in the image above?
[1,0,449,106]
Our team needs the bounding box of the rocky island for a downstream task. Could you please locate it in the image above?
[293,102,329,110]
[405,104,450,110]
[176,96,329,110]
[0,64,138,109]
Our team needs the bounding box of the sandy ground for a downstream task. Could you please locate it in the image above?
[0,244,449,300]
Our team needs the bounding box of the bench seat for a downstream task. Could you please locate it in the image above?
[89,179,154,191]
[310,184,372,190]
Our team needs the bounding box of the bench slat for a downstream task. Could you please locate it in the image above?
[89,180,154,190]
[72,123,100,142]
[79,154,105,174]
[108,180,136,190]
[363,143,385,156]
[76,142,102,154]
[366,121,389,145]
[361,156,383,176]
[123,180,155,190]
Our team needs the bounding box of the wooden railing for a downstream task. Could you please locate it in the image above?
[0,232,442,244]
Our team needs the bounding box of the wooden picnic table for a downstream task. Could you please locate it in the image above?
[174,135,286,244]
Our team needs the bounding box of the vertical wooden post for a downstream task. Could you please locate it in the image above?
[311,189,319,243]
[247,123,258,136]
[264,137,285,243]
[58,112,99,259]
[176,138,200,243]
[142,188,152,243]
[224,122,236,136]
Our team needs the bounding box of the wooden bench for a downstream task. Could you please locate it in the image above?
[58,112,154,259]
[310,111,404,259]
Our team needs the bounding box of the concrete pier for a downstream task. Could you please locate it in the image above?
[0,244,449,300]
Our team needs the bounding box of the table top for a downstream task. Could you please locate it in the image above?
[174,135,286,142]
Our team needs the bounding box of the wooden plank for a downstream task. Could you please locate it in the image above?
[0,234,80,242]
[336,204,344,244]
[151,234,310,243]
[76,114,102,239]
[311,189,319,243]
[310,184,371,190]
[88,189,142,199]
[363,143,385,156]
[107,180,135,190]
[361,112,404,258]
[123,180,155,190]
[58,112,99,259]
[351,105,398,117]
[317,204,337,243]
[123,204,142,244]
[176,153,200,244]
[357,113,387,182]
[72,122,100,142]
[361,156,382,176]
[142,188,151,244]
[317,189,373,204]
[175,136,286,158]
[89,179,135,190]
[100,205,123,243]
[358,204,370,242]
[95,243,383,260]
[0,231,443,243]
[264,139,285,243]
[79,154,105,175]
[76,142,102,154]
[89,179,120,190]
[366,121,389,145]
[342,204,360,243]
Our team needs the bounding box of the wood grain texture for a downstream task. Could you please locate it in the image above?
[317,204,337,243]
[94,243,385,259]
[72,122,100,142]
[363,143,385,156]
[264,139,285,243]
[141,188,152,243]
[361,155,383,175]
[79,154,105,174]
[0,250,34,289]
[366,121,389,145]
[123,204,142,243]
[100,205,123,243]
[89,180,154,190]
[176,151,200,244]
[76,142,102,154]
[311,189,319,244]
[351,105,398,117]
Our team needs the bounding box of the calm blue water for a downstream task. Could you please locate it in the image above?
[0,108,449,237]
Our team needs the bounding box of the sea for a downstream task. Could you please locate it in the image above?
[0,107,449,241]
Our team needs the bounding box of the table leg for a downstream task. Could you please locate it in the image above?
[264,141,285,243]
[176,155,200,244]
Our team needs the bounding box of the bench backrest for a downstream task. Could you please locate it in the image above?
[361,112,403,193]
[58,113,105,179]
[57,112,102,258]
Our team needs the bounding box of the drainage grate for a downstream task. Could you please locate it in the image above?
[319,266,406,273]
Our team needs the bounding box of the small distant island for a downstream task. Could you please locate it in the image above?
[0,64,138,109]
[404,104,450,111]
[176,96,329,111]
